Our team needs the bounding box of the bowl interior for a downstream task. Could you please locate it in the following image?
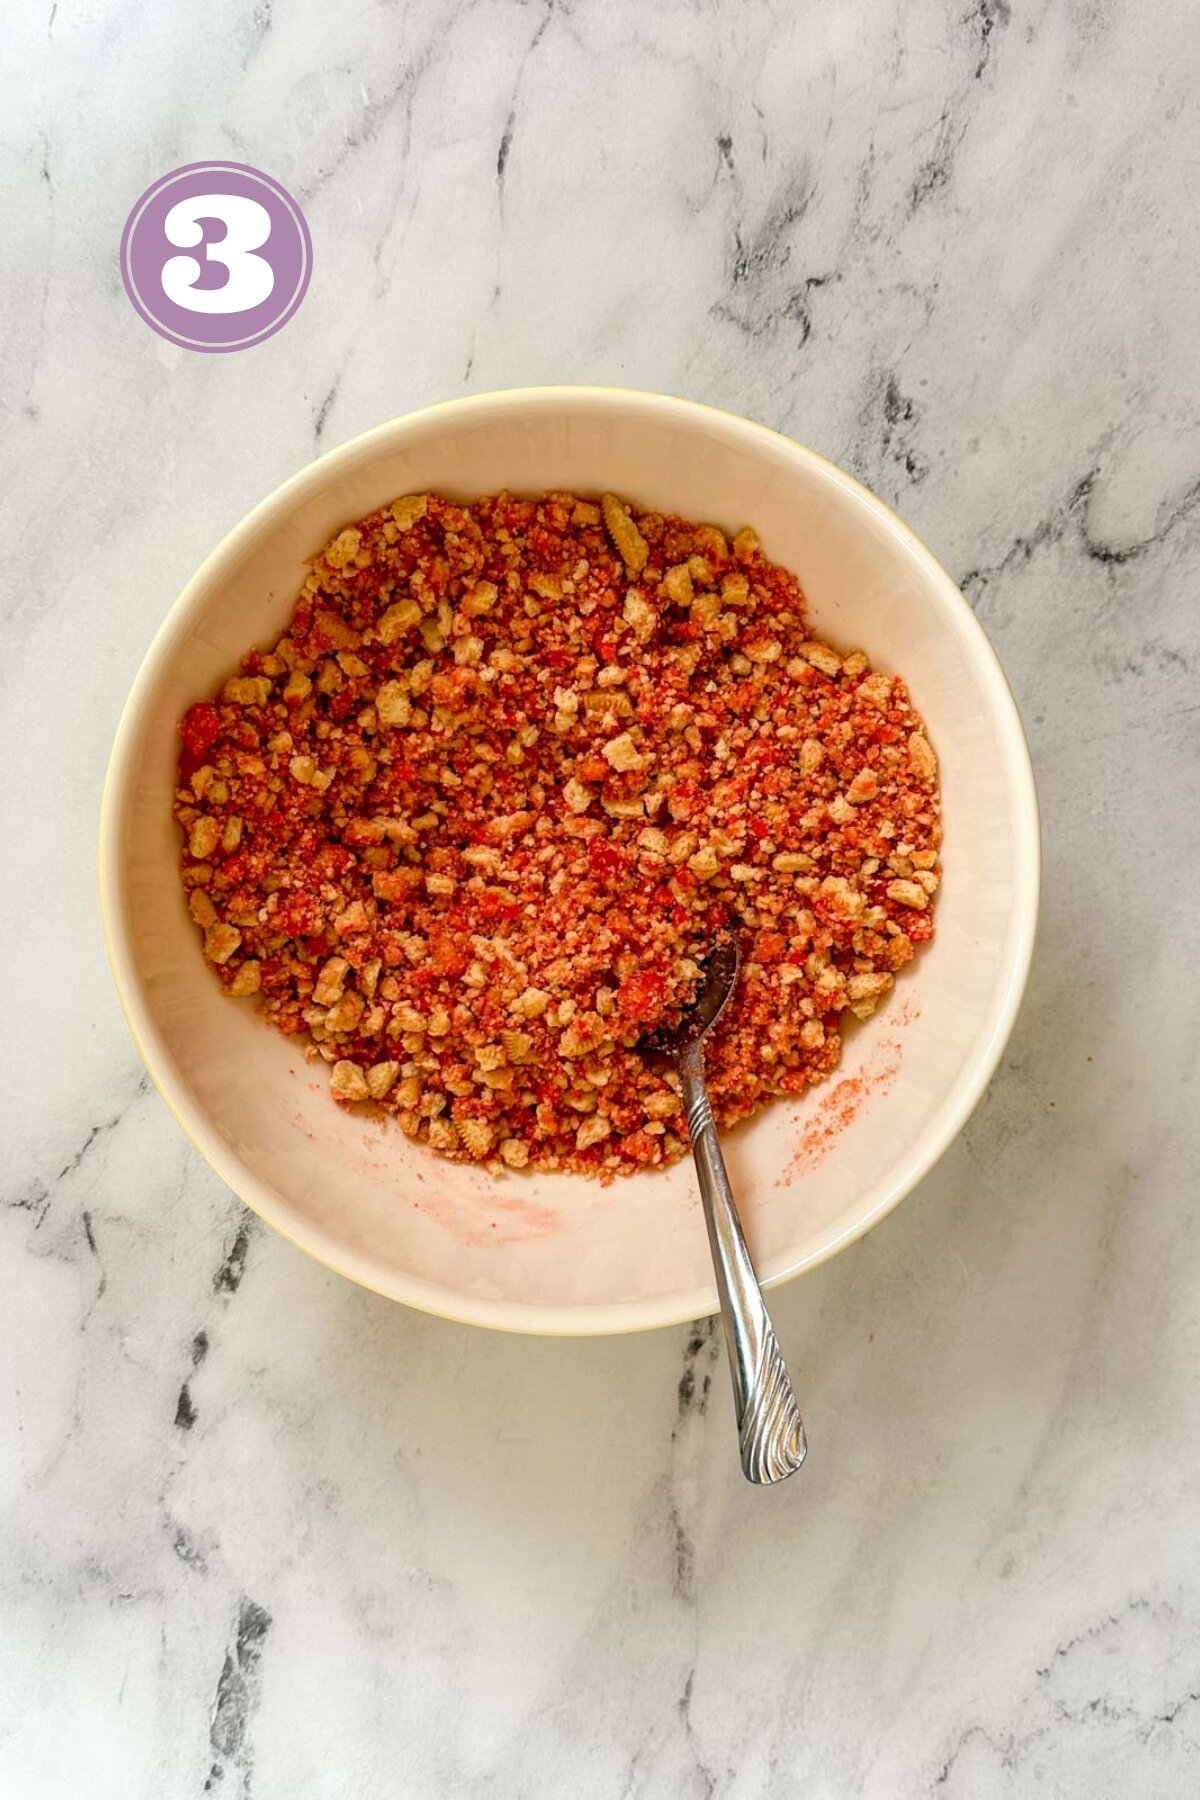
[103,391,1037,1333]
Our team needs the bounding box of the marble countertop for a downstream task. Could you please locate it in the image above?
[4,0,1200,1793]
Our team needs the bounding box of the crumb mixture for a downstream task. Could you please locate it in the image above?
[174,490,941,1178]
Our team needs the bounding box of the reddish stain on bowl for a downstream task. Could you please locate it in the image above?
[783,1000,918,1178]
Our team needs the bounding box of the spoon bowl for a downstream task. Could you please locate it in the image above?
[649,936,740,1060]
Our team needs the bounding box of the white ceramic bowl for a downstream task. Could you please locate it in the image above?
[101,388,1039,1335]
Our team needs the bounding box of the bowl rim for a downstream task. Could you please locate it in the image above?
[99,384,1041,1336]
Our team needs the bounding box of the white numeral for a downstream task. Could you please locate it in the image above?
[161,194,274,314]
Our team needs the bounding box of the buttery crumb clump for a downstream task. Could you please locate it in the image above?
[174,490,941,1178]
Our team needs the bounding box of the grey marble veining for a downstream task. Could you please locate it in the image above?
[3,0,1200,1793]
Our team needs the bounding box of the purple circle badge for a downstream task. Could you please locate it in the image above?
[120,162,312,353]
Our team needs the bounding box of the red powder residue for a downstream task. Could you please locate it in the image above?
[284,1085,563,1249]
[784,997,918,1177]
[397,1178,561,1250]
[390,1185,562,1249]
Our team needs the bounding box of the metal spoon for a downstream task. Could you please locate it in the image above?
[652,940,807,1485]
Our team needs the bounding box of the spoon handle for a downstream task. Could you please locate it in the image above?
[678,1050,807,1485]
